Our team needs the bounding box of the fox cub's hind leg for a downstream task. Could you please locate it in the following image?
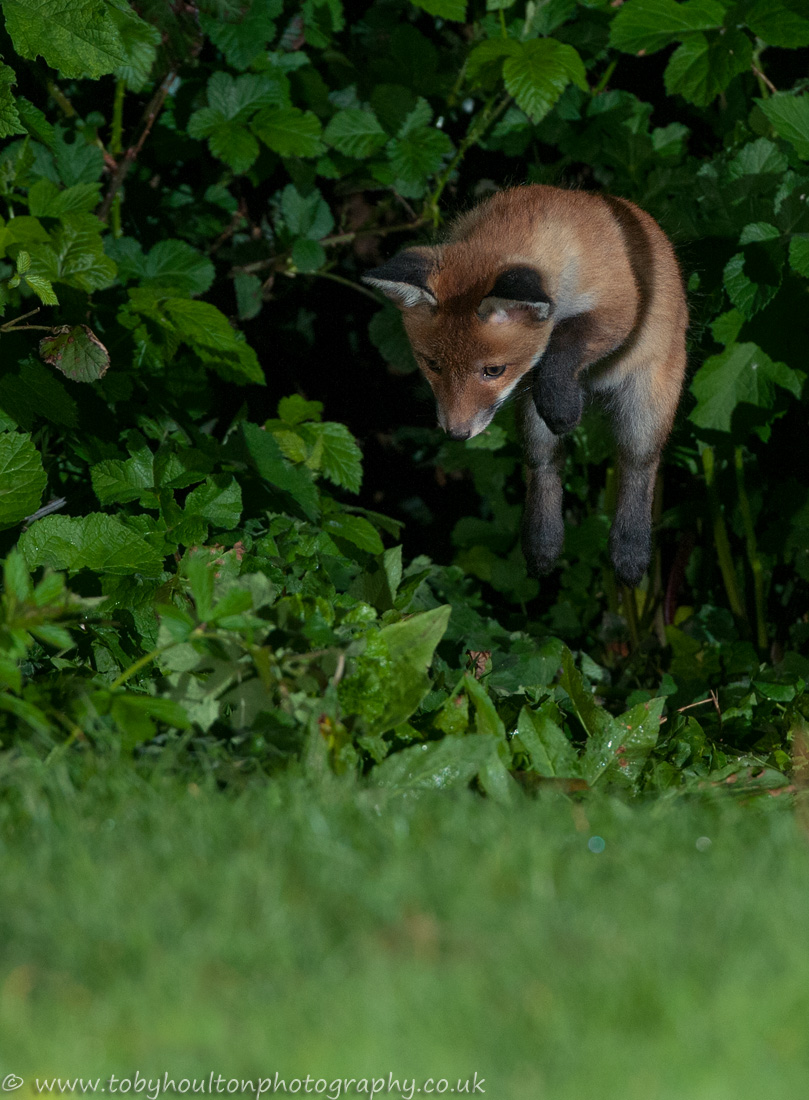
[607,366,681,587]
[517,394,566,576]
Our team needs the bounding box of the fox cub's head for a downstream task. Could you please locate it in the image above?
[363,247,553,440]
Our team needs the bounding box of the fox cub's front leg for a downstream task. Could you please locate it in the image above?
[517,395,566,575]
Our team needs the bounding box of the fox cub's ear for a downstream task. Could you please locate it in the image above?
[478,266,552,324]
[362,249,438,308]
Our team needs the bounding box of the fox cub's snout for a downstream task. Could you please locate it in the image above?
[363,184,688,588]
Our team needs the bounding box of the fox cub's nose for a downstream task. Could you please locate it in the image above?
[445,426,471,441]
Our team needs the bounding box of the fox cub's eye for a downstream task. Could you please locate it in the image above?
[483,365,507,379]
[422,357,441,374]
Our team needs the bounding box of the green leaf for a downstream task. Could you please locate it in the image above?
[466,39,521,88]
[690,342,803,432]
[324,109,387,158]
[758,94,809,160]
[607,697,665,784]
[108,0,161,92]
[664,29,752,107]
[39,324,110,382]
[386,103,453,189]
[463,672,506,739]
[28,179,101,217]
[31,213,117,292]
[251,107,325,158]
[502,39,588,123]
[200,0,283,69]
[609,0,725,54]
[91,451,154,506]
[313,422,362,493]
[0,60,25,139]
[184,476,242,530]
[789,236,809,277]
[146,241,216,295]
[370,735,495,791]
[322,514,383,554]
[745,0,809,48]
[241,421,320,519]
[368,304,417,374]
[488,637,565,693]
[371,605,452,733]
[281,185,334,240]
[234,272,262,320]
[517,701,579,778]
[278,394,323,425]
[161,299,263,384]
[0,432,46,530]
[410,0,466,18]
[19,514,164,576]
[3,0,125,79]
[560,648,623,785]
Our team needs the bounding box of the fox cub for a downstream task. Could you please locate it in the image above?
[363,185,688,587]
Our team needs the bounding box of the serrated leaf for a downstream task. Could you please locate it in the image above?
[690,342,802,432]
[3,0,125,79]
[789,236,809,277]
[142,240,215,297]
[387,125,452,189]
[39,324,110,383]
[664,29,752,107]
[200,1,284,69]
[251,107,325,157]
[31,213,116,293]
[313,422,362,493]
[207,71,286,122]
[324,109,387,158]
[291,238,326,273]
[758,94,809,161]
[745,0,809,48]
[23,273,58,306]
[609,0,725,54]
[241,421,320,519]
[322,513,383,554]
[278,394,323,425]
[502,39,588,123]
[0,60,24,139]
[410,0,467,19]
[91,451,154,505]
[210,124,260,174]
[281,184,334,239]
[466,39,521,87]
[108,1,161,92]
[19,514,163,576]
[0,432,46,530]
[184,476,242,529]
[368,304,417,374]
[234,272,262,320]
[28,179,101,216]
[160,299,263,384]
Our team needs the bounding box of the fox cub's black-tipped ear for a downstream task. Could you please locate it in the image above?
[478,266,552,323]
[362,249,438,308]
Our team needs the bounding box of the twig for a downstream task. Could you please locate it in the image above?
[735,445,768,652]
[97,70,176,224]
[304,269,382,302]
[47,81,75,117]
[0,307,54,333]
[702,446,747,625]
[751,65,777,97]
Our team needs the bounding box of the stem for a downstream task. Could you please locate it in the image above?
[622,585,640,652]
[47,81,75,117]
[0,308,54,333]
[109,643,175,690]
[110,79,126,238]
[734,446,767,651]
[594,59,617,95]
[499,8,507,37]
[97,70,176,224]
[307,269,382,302]
[702,446,747,624]
[424,92,512,223]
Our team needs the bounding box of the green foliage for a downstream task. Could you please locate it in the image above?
[0,0,804,797]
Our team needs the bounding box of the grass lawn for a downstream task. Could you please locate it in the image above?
[1,753,807,1100]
